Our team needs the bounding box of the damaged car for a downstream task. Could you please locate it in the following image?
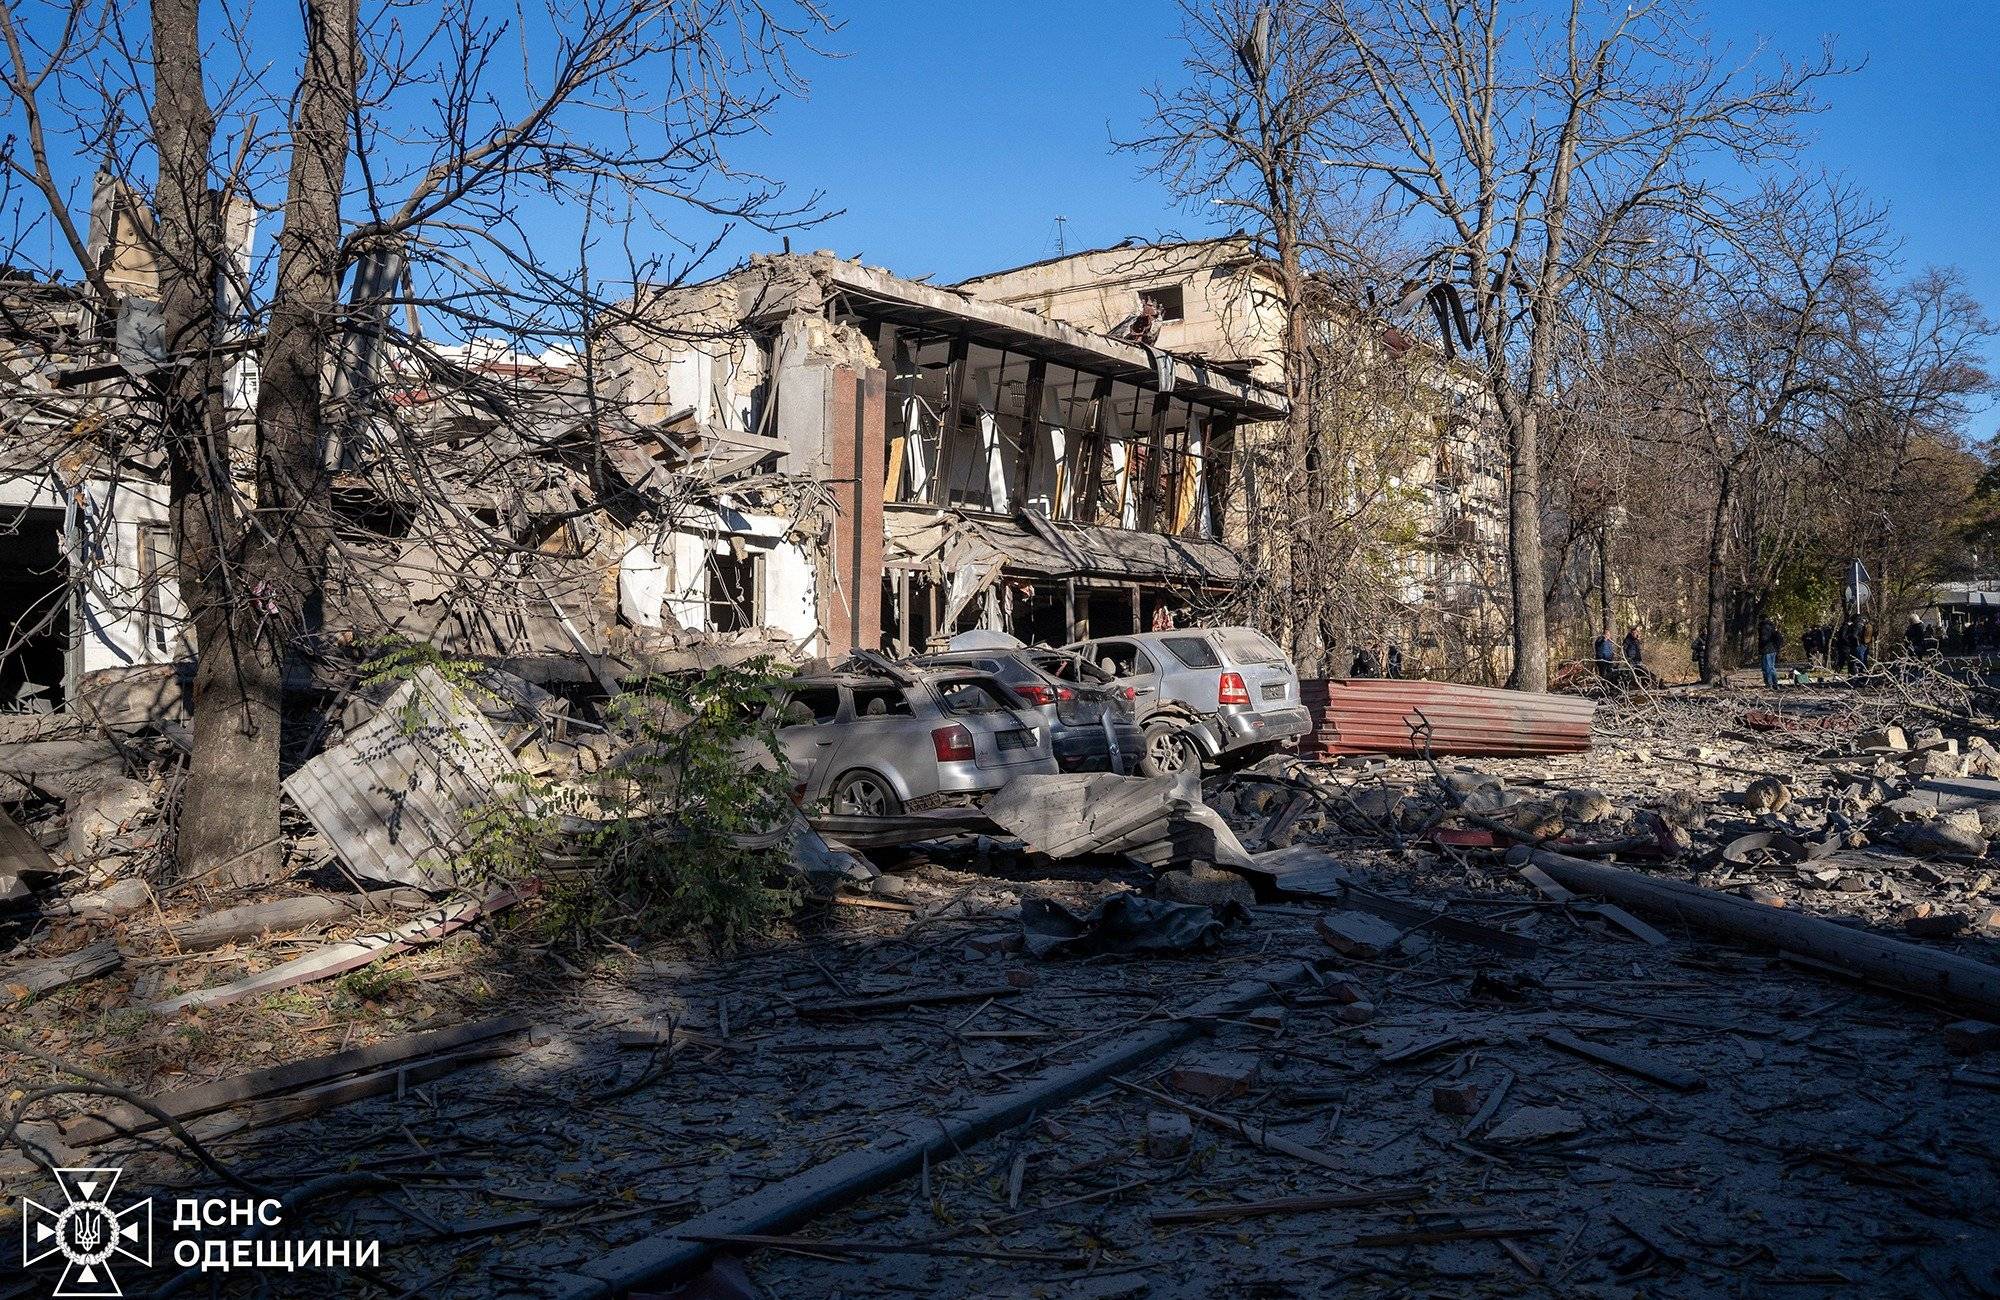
[915,635,1142,775]
[1066,626,1311,776]
[772,664,1057,814]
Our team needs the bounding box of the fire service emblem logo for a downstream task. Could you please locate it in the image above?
[21,1167,152,1298]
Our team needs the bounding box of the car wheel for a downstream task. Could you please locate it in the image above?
[830,770,904,817]
[1139,721,1198,778]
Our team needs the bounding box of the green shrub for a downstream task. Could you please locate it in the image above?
[461,658,800,952]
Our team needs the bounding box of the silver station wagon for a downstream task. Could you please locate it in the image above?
[772,664,1057,814]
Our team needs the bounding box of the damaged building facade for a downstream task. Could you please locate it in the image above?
[597,253,1290,655]
[0,225,188,716]
[958,237,1512,674]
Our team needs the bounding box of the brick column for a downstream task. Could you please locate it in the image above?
[822,364,886,655]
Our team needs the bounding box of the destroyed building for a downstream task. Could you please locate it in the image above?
[595,252,1290,654]
[0,227,186,717]
[958,237,1512,672]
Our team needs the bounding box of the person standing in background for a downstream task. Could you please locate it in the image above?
[1759,618,1783,689]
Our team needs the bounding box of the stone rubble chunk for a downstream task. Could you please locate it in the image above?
[1898,820,1987,860]
[1944,1020,2000,1053]
[1316,910,1404,959]
[1741,777,1792,814]
[1485,1106,1587,1144]
[1856,726,1909,752]
[1167,1051,1261,1101]
[1146,1109,1194,1158]
[1431,1082,1485,1115]
[1155,862,1257,910]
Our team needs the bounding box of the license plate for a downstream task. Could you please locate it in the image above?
[1261,682,1287,701]
[997,728,1034,751]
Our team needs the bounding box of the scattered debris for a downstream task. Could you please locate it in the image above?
[1020,892,1248,959]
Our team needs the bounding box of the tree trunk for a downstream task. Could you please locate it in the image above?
[151,0,282,887]
[180,0,356,888]
[1702,462,1734,685]
[1505,403,1548,692]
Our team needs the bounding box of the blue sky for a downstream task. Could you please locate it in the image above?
[711,0,2000,432]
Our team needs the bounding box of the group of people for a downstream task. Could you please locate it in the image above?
[1757,615,1876,688]
[1593,627,1646,669]
[1348,643,1405,679]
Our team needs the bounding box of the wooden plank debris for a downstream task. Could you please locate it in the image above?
[795,985,1019,1019]
[235,1037,541,1129]
[59,1014,535,1147]
[2,940,121,1002]
[1581,902,1670,947]
[0,805,60,904]
[1540,1028,1705,1091]
[1113,1080,1351,1176]
[1245,792,1310,851]
[1355,1224,1557,1247]
[1150,1185,1428,1225]
[168,888,433,951]
[676,1233,1087,1266]
[1343,886,1540,956]
[563,963,1311,1297]
[149,887,520,1015]
[1517,862,1575,903]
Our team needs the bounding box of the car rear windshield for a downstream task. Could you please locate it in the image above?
[938,680,1013,715]
[1213,627,1287,665]
[1159,636,1222,669]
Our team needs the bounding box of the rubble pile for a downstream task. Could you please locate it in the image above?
[5,674,2000,1297]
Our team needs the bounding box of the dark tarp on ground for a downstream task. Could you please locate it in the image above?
[1020,891,1249,959]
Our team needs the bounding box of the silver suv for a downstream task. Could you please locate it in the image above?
[1064,626,1311,776]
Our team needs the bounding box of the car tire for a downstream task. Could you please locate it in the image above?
[1138,720,1199,778]
[830,769,904,817]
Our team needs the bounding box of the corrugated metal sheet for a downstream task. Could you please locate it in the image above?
[1298,678,1595,759]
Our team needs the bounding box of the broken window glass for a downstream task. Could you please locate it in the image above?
[943,343,1007,510]
[706,548,761,632]
[1027,365,1089,518]
[884,331,952,504]
[1091,381,1146,528]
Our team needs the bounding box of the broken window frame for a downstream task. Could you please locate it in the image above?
[137,521,175,656]
[880,326,957,507]
[705,545,763,633]
[940,342,1012,512]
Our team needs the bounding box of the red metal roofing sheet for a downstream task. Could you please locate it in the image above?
[1298,678,1595,758]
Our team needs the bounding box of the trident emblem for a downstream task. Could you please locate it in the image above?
[21,1167,152,1297]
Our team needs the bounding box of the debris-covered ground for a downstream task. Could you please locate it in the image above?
[7,671,2000,1297]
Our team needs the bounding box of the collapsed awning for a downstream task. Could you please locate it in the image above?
[884,506,1244,587]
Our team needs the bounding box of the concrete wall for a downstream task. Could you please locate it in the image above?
[959,239,1288,385]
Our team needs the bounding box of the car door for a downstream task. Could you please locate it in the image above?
[837,682,923,795]
[774,684,847,799]
[1085,639,1163,715]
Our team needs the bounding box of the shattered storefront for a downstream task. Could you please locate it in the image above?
[600,253,1289,655]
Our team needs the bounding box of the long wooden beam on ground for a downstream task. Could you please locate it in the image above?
[1527,849,2000,1020]
[557,962,1309,1298]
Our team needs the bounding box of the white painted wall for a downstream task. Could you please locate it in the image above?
[0,473,187,686]
[660,507,819,652]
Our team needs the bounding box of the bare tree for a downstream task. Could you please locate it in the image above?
[1547,179,1992,676]
[1313,0,1835,690]
[1,0,828,885]
[1125,1,1464,674]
